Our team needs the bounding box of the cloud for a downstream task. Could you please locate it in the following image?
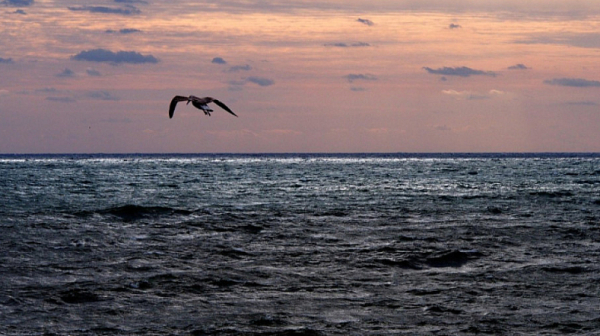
[350,87,367,92]
[32,87,59,94]
[264,129,303,136]
[2,0,33,6]
[35,87,59,93]
[46,96,76,103]
[228,85,243,92]
[228,76,275,87]
[13,9,25,14]
[324,42,370,47]
[68,5,141,15]
[86,68,101,76]
[228,79,246,85]
[488,89,506,95]
[564,101,598,106]
[17,87,63,95]
[357,18,374,26]
[0,57,13,64]
[508,63,529,70]
[516,33,600,49]
[227,64,252,72]
[114,0,147,4]
[0,89,9,96]
[115,1,600,17]
[87,91,120,101]
[212,57,227,64]
[71,48,158,64]
[56,68,75,78]
[345,73,378,82]
[423,66,497,77]
[442,90,488,100]
[544,78,600,88]
[246,76,275,86]
[442,89,505,100]
[449,23,461,29]
[105,28,142,34]
[435,125,452,131]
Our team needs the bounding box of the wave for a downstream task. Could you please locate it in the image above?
[77,204,193,222]
[528,190,574,198]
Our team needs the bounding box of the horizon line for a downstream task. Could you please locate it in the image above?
[1,152,599,156]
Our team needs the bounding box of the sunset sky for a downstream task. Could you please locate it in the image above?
[2,0,600,153]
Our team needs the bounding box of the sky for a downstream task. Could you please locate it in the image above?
[1,0,600,153]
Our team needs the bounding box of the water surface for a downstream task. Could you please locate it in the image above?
[1,153,599,335]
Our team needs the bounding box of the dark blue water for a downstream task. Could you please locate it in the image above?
[1,153,599,335]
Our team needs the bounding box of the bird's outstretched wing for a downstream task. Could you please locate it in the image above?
[169,96,189,118]
[213,99,238,117]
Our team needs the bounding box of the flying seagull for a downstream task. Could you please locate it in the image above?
[169,95,237,119]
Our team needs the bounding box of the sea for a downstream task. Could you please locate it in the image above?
[1,153,599,335]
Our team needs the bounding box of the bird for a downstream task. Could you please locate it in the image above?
[169,95,237,119]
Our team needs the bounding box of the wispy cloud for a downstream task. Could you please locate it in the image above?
[324,42,370,47]
[0,57,13,64]
[345,73,378,82]
[449,23,461,29]
[516,33,600,49]
[105,28,142,34]
[87,91,120,101]
[2,0,34,6]
[424,66,496,77]
[564,101,598,106]
[264,129,303,136]
[229,76,275,88]
[114,0,147,4]
[56,68,75,78]
[544,78,600,88]
[442,89,506,100]
[46,96,76,103]
[246,76,275,86]
[227,64,252,72]
[35,87,59,93]
[68,5,141,15]
[86,68,101,76]
[71,49,158,64]
[17,87,68,95]
[442,90,488,100]
[357,18,374,26]
[508,64,529,70]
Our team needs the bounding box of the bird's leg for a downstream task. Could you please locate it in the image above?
[200,104,213,116]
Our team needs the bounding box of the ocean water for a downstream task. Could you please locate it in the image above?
[1,153,599,335]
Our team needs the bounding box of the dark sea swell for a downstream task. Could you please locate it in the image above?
[1,153,600,335]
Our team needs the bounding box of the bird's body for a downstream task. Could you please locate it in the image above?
[169,95,237,118]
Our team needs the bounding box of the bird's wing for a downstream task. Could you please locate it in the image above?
[212,99,238,117]
[169,96,188,118]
